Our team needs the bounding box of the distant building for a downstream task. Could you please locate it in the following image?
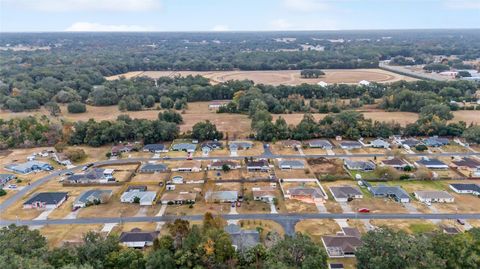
[329,186,363,202]
[208,160,241,170]
[120,188,156,206]
[5,161,53,174]
[205,191,238,203]
[449,183,480,196]
[171,160,202,172]
[359,80,370,86]
[370,139,390,149]
[52,152,71,166]
[415,157,448,170]
[224,224,260,252]
[160,192,196,205]
[381,158,410,170]
[23,192,68,209]
[0,174,16,186]
[414,191,454,203]
[401,139,421,148]
[344,159,376,171]
[252,186,276,202]
[229,141,253,151]
[281,140,302,148]
[208,101,229,110]
[339,141,363,150]
[142,144,168,153]
[66,168,115,184]
[119,228,159,248]
[246,159,269,172]
[369,185,410,203]
[423,136,449,147]
[171,143,196,153]
[285,187,325,203]
[139,163,168,173]
[278,160,305,170]
[450,157,480,177]
[111,143,135,156]
[322,227,362,258]
[308,139,333,149]
[73,190,112,208]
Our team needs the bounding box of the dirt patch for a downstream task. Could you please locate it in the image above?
[106,69,416,85]
[307,158,350,179]
[295,219,340,243]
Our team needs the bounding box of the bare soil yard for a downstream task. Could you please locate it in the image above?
[106,69,416,85]
[295,219,341,243]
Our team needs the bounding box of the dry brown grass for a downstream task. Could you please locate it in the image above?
[295,219,341,243]
[239,219,285,238]
[370,220,439,234]
[40,224,103,248]
[106,69,415,85]
[284,199,318,213]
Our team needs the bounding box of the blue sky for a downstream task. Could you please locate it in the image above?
[1,0,479,32]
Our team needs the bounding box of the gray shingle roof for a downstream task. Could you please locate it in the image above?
[24,192,68,205]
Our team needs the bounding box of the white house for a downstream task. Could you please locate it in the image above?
[414,191,454,203]
[120,190,156,206]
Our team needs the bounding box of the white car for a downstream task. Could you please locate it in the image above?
[6,184,17,189]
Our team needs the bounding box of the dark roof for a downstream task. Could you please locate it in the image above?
[224,224,260,251]
[67,168,105,181]
[340,141,362,147]
[322,235,362,253]
[329,264,345,269]
[126,185,147,192]
[0,174,16,182]
[402,139,420,147]
[370,186,410,200]
[443,227,460,234]
[342,227,361,238]
[211,160,238,167]
[140,163,168,172]
[119,229,159,243]
[330,186,362,199]
[24,192,68,205]
[416,158,447,166]
[246,160,269,167]
[452,157,480,169]
[201,141,223,149]
[382,158,407,166]
[143,144,166,151]
[450,183,480,192]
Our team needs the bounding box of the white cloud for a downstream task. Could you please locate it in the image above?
[212,25,230,31]
[282,0,329,12]
[269,19,293,30]
[65,22,153,32]
[443,0,480,10]
[3,0,161,12]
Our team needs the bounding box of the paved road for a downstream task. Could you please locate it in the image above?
[2,213,479,235]
[1,151,478,213]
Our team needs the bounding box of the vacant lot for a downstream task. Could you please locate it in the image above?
[106,69,416,85]
[295,219,341,243]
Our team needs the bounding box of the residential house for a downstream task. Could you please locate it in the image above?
[281,140,302,148]
[449,183,480,196]
[369,185,410,203]
[205,191,238,203]
[229,141,253,152]
[119,228,159,248]
[201,141,223,151]
[414,191,454,203]
[450,157,480,177]
[111,143,134,156]
[285,187,325,203]
[0,174,16,186]
[208,160,241,170]
[401,139,421,148]
[5,161,53,174]
[339,141,363,150]
[278,160,305,170]
[52,152,71,166]
[160,192,196,205]
[308,139,333,149]
[23,192,68,209]
[381,158,410,170]
[321,227,362,258]
[120,188,156,206]
[171,160,202,172]
[142,144,168,153]
[370,139,390,149]
[171,143,196,153]
[246,159,269,172]
[73,190,112,208]
[423,136,450,147]
[126,185,148,192]
[443,227,460,235]
[66,168,115,184]
[139,163,168,173]
[252,186,276,202]
[329,186,363,202]
[415,157,449,169]
[208,101,229,110]
[224,224,260,252]
[344,159,376,171]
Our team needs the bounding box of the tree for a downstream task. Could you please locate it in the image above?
[191,120,223,141]
[420,104,453,121]
[45,101,61,116]
[159,96,174,109]
[0,189,6,196]
[158,110,183,124]
[423,64,450,72]
[106,248,145,269]
[145,249,176,269]
[266,233,327,268]
[221,164,231,172]
[67,102,87,113]
[463,125,480,144]
[75,232,120,269]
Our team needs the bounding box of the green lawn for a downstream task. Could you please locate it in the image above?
[409,223,438,234]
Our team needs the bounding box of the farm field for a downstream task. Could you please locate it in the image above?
[105,69,417,85]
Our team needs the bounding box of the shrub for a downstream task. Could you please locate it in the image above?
[67,101,86,113]
[0,189,6,196]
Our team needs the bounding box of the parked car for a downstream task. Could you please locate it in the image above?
[358,208,370,213]
[6,184,17,189]
[457,219,466,225]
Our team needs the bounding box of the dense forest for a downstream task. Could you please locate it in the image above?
[1,216,479,269]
